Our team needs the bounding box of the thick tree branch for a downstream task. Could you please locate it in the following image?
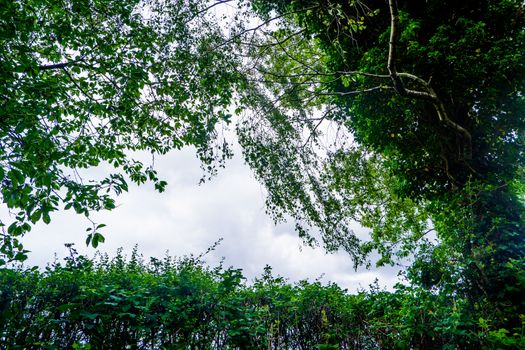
[38,56,86,71]
[387,0,472,159]
[387,0,405,94]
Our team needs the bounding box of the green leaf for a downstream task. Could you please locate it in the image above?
[42,212,51,224]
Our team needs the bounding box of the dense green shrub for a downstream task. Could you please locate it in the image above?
[1,248,523,349]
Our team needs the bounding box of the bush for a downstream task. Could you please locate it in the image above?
[1,247,522,349]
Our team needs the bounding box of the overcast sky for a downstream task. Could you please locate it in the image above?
[0,3,408,293]
[11,140,403,293]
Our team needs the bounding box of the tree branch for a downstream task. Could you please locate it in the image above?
[215,5,320,49]
[386,0,472,159]
[314,85,393,96]
[38,56,86,71]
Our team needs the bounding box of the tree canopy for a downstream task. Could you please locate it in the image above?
[1,0,524,343]
[241,0,524,255]
[238,0,525,333]
[0,0,239,262]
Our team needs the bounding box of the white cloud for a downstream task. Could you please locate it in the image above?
[15,146,401,292]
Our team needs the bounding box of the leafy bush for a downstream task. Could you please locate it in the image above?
[1,247,522,349]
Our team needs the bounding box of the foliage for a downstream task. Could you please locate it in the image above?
[1,0,524,347]
[0,0,239,262]
[1,249,523,349]
[239,0,525,332]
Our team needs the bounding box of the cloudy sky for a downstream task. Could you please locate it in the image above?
[0,2,406,293]
[13,139,403,293]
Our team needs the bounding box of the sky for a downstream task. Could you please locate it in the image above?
[13,140,403,293]
[4,2,404,293]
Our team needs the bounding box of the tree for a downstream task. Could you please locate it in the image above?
[236,0,524,331]
[1,0,523,337]
[1,0,524,345]
[0,0,239,262]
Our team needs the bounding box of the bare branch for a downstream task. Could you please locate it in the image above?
[189,0,234,21]
[240,29,306,48]
[257,68,389,79]
[302,105,338,148]
[387,0,404,94]
[215,5,320,49]
[61,68,100,103]
[314,85,393,96]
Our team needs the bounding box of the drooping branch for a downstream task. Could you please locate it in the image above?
[240,0,472,160]
[387,0,472,159]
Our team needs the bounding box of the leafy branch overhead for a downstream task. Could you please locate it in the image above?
[0,0,240,261]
